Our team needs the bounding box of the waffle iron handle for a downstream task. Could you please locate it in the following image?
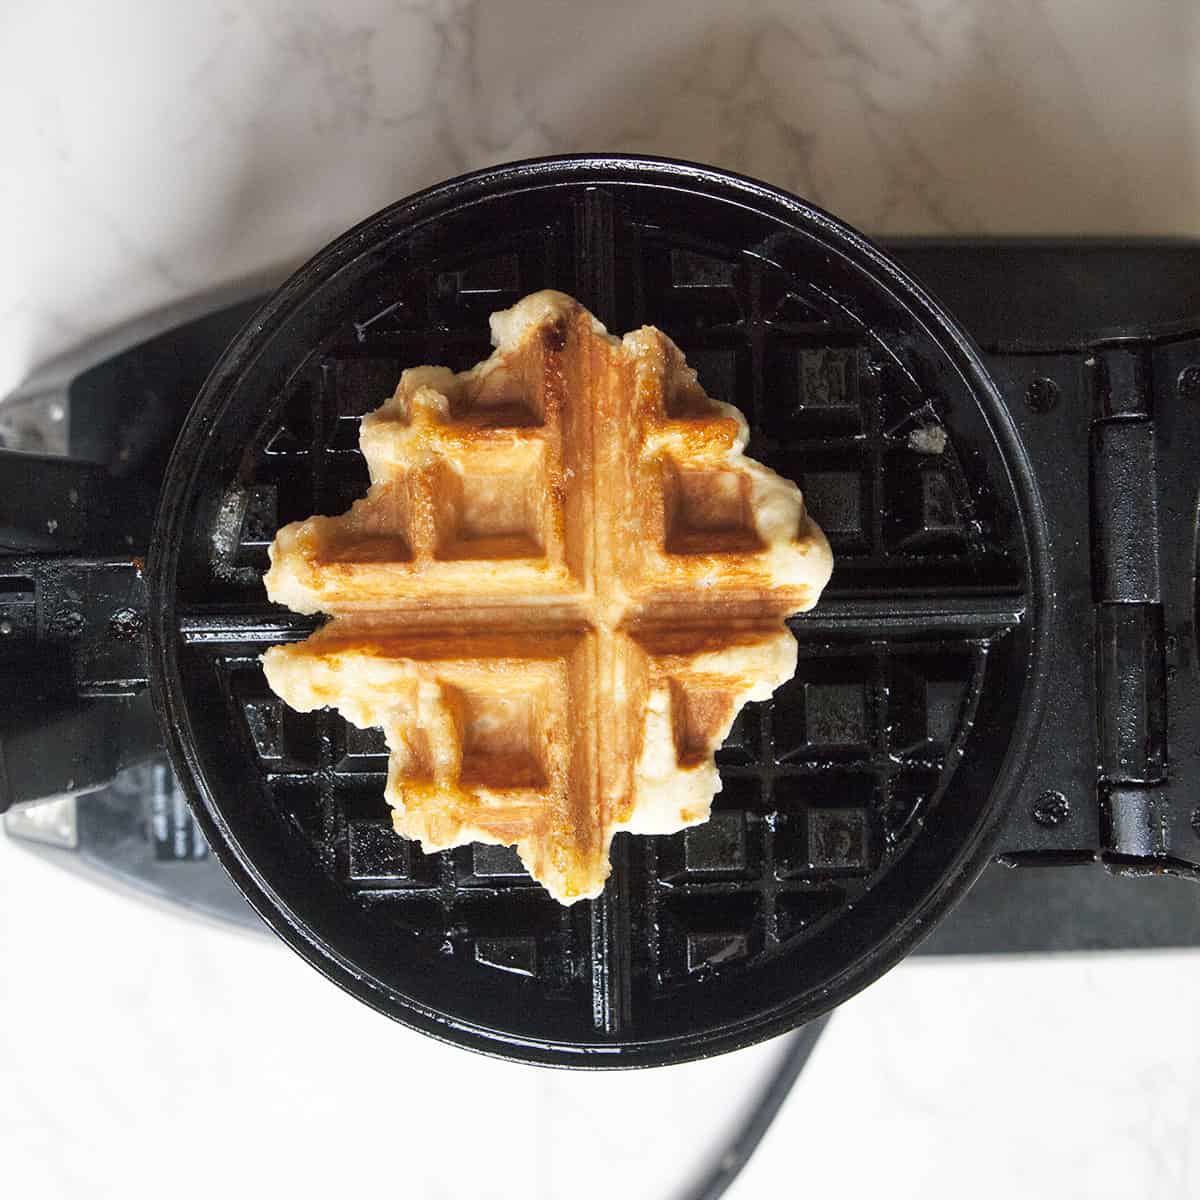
[0,450,156,812]
[0,291,270,815]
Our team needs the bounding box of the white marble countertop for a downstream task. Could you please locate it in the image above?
[4,0,1199,393]
[2,2,1200,1198]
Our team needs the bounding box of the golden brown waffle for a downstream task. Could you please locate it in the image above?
[262,291,833,902]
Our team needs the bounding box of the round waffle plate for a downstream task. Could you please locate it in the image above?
[148,157,1049,1066]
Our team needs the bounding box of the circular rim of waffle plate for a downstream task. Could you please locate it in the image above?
[147,155,1051,1067]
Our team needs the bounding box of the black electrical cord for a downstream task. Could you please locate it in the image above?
[677,1014,832,1200]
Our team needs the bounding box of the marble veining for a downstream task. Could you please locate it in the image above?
[2,0,1198,396]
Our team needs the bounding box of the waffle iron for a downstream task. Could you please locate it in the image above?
[2,156,1198,1067]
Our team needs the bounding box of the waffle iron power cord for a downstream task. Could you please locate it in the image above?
[678,1016,832,1200]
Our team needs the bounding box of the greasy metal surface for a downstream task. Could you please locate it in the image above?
[146,158,1047,1065]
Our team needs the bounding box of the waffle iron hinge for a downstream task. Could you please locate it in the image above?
[988,330,1200,876]
[1089,343,1200,878]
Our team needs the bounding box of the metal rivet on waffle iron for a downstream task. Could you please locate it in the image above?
[1032,790,1070,827]
[1024,377,1060,414]
[0,620,12,636]
[1178,365,1200,402]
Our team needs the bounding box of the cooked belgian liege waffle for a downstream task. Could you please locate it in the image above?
[262,291,833,903]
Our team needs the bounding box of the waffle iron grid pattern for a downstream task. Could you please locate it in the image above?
[191,188,1022,1035]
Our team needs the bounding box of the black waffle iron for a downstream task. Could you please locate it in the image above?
[3,157,1199,1067]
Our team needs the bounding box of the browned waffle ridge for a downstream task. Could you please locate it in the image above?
[262,291,832,902]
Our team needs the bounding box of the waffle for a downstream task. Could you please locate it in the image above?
[262,291,833,903]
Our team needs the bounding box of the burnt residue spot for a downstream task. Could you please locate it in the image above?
[541,319,568,354]
[48,609,85,640]
[108,606,144,641]
[1024,377,1060,414]
[1176,364,1200,403]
